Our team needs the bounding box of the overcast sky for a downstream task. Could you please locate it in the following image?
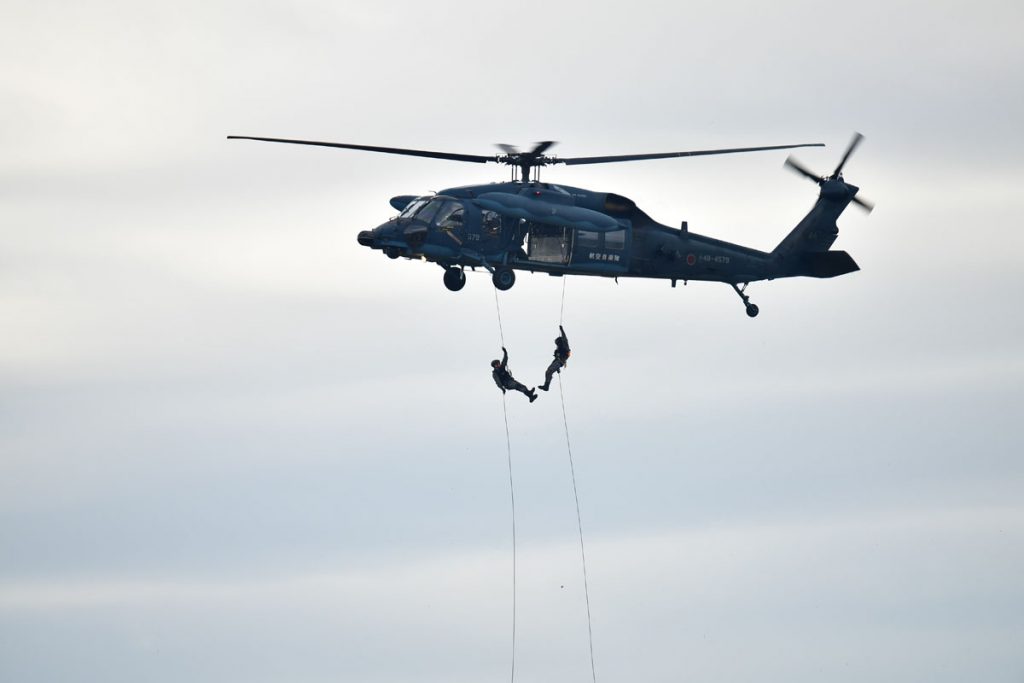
[2,1,1023,682]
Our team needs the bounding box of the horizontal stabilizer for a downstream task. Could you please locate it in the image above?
[806,250,859,278]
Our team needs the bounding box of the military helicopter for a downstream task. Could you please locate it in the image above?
[228,133,872,317]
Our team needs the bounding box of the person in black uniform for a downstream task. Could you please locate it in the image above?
[491,347,537,402]
[539,325,570,391]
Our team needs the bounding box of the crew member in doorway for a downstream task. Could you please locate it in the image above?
[539,325,570,391]
[492,347,537,403]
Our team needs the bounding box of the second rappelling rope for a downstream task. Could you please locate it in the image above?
[558,277,597,683]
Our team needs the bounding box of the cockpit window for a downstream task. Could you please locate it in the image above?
[414,198,444,224]
[436,201,465,230]
[399,198,428,218]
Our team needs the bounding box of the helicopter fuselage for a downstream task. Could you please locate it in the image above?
[356,179,856,301]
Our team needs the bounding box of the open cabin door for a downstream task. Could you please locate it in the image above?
[525,222,572,265]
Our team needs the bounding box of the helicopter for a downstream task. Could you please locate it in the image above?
[227,133,872,317]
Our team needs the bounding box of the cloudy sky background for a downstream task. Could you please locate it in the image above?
[2,1,1023,681]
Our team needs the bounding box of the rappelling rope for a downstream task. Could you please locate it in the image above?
[558,372,597,683]
[494,287,516,683]
[494,286,507,348]
[558,277,598,683]
[560,276,567,325]
[501,391,517,683]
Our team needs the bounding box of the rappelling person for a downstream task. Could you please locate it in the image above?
[539,325,570,391]
[492,347,538,402]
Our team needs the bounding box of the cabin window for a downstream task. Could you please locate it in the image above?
[576,230,600,249]
[482,210,502,236]
[605,229,626,250]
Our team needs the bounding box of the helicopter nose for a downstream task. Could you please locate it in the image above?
[357,230,376,247]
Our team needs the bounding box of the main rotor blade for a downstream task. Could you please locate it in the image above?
[784,156,822,183]
[529,140,557,156]
[496,143,521,155]
[832,132,864,177]
[852,194,874,213]
[227,136,494,164]
[558,142,824,166]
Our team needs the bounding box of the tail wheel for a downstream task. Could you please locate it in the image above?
[745,304,759,318]
[443,267,466,291]
[492,267,515,291]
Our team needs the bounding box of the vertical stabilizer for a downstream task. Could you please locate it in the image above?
[771,134,872,264]
[771,182,853,258]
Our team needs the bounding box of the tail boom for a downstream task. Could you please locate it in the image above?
[770,178,861,278]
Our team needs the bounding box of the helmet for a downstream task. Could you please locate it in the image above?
[491,360,501,368]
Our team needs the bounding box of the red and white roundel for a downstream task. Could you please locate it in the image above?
[686,253,697,266]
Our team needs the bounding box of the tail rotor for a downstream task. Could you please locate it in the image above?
[831,131,864,178]
[785,133,873,213]
[783,156,824,184]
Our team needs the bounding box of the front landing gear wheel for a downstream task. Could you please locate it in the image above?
[384,246,401,259]
[745,304,759,318]
[492,267,515,291]
[443,267,466,292]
